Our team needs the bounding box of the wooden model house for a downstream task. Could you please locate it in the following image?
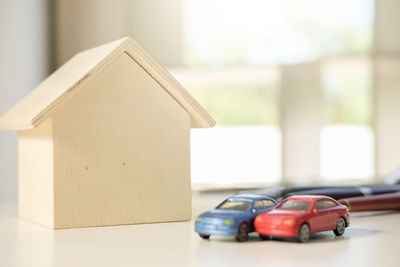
[0,37,215,229]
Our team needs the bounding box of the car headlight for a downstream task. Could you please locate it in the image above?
[222,218,233,225]
[195,216,202,222]
[283,219,294,226]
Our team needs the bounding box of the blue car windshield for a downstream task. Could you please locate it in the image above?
[217,200,252,211]
[278,200,312,211]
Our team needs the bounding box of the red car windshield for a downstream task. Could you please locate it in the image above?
[217,200,252,211]
[277,200,312,211]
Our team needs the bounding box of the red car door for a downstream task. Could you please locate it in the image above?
[323,200,340,229]
[309,200,331,232]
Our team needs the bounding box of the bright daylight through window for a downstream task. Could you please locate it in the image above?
[170,0,374,186]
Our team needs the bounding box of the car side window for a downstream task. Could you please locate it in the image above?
[262,199,275,208]
[315,200,325,210]
[254,199,275,210]
[315,199,337,210]
[324,200,337,208]
[254,200,264,210]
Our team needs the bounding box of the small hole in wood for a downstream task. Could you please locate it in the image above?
[122,162,126,166]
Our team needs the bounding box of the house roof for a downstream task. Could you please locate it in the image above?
[0,37,215,130]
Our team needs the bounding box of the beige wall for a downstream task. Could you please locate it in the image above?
[0,0,52,203]
[280,63,322,183]
[374,0,400,55]
[374,58,400,177]
[55,0,184,67]
[374,0,400,177]
[55,0,130,65]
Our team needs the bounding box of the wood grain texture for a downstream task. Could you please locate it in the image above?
[3,36,215,229]
[0,36,215,130]
[18,119,54,228]
[51,52,191,228]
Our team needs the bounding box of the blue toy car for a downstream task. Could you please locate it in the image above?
[195,194,278,242]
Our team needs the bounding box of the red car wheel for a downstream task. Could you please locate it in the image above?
[298,224,310,243]
[333,217,346,236]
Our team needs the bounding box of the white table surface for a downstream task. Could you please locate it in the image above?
[0,192,399,267]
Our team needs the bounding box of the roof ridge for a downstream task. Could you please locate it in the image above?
[0,37,215,130]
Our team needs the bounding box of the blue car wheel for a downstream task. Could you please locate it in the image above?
[199,234,210,239]
[235,223,249,242]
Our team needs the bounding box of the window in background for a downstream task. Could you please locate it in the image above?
[171,68,281,186]
[183,0,373,67]
[321,58,374,180]
[175,0,374,186]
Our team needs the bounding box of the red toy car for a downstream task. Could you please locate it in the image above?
[254,195,350,243]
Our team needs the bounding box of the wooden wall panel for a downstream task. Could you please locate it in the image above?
[52,52,191,228]
[18,119,54,228]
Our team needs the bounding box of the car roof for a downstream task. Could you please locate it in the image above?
[229,194,276,201]
[284,195,334,201]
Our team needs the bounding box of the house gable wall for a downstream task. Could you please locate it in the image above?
[51,52,191,228]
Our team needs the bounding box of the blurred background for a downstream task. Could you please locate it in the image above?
[1,0,400,202]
